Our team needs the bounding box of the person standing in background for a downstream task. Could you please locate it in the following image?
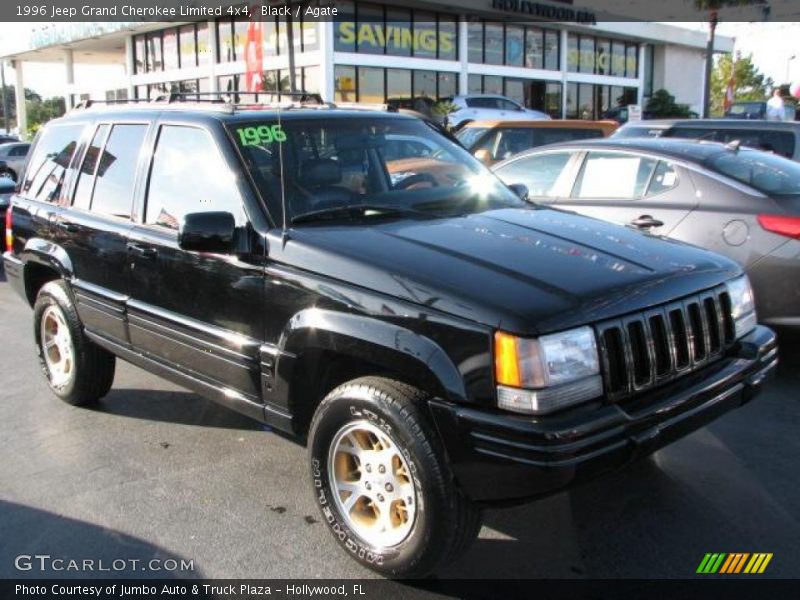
[766,88,786,121]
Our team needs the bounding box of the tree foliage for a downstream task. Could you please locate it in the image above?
[710,52,773,116]
[645,89,693,118]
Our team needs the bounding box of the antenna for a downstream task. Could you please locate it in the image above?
[276,102,288,243]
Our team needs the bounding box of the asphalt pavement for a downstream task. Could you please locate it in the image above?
[1,273,798,582]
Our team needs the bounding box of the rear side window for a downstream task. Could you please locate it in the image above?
[10,145,28,157]
[73,124,110,210]
[573,152,657,200]
[145,125,243,230]
[465,98,501,109]
[535,128,604,146]
[21,124,84,204]
[90,124,148,219]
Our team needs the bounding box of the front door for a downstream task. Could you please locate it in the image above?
[126,123,265,405]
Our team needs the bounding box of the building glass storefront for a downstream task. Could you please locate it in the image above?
[126,2,647,118]
[467,20,559,70]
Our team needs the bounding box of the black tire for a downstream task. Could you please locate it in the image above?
[33,280,116,406]
[0,169,15,182]
[308,376,481,578]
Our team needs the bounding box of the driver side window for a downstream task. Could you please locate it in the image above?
[145,125,244,230]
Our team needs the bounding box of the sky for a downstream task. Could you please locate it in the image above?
[0,21,798,98]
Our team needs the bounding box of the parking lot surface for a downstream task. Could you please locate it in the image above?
[1,275,798,580]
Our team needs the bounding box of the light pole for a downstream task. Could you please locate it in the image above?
[786,54,796,84]
[702,11,719,119]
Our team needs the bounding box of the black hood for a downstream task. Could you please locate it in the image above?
[277,207,741,335]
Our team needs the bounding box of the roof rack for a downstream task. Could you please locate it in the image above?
[72,98,153,110]
[71,90,330,113]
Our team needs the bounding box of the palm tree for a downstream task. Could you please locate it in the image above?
[695,0,769,117]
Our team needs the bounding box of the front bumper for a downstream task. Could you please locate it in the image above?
[429,325,778,503]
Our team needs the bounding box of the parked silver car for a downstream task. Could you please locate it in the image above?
[445,94,550,130]
[493,138,800,328]
[0,142,31,181]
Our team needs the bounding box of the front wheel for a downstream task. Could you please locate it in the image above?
[308,377,481,578]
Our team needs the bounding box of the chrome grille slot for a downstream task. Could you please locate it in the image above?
[595,285,735,403]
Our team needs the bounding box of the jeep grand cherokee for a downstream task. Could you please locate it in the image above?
[3,100,778,577]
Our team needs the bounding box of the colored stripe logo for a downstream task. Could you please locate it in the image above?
[697,553,773,574]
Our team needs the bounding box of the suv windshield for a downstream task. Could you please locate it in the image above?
[706,148,800,196]
[231,116,521,224]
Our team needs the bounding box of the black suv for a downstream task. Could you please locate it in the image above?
[3,98,778,577]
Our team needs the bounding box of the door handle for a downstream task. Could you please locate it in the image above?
[630,215,664,230]
[127,242,158,259]
[55,220,79,233]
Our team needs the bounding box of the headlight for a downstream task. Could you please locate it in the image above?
[725,275,757,339]
[494,326,602,415]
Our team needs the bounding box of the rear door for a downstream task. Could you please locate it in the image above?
[552,150,698,236]
[126,121,265,405]
[57,121,150,343]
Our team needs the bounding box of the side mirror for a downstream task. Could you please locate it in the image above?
[473,148,494,165]
[178,211,236,254]
[508,183,529,201]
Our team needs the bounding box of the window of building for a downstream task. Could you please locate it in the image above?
[301,19,319,52]
[525,27,543,69]
[90,124,148,219]
[438,17,457,61]
[146,126,243,230]
[163,29,179,71]
[22,124,84,204]
[625,43,639,79]
[611,41,626,77]
[414,12,437,59]
[387,69,412,100]
[73,124,110,210]
[335,65,459,104]
[468,21,483,63]
[595,39,610,75]
[567,34,578,73]
[334,1,459,60]
[484,23,504,65]
[179,24,197,68]
[145,32,163,72]
[334,65,357,102]
[505,25,524,67]
[544,30,559,70]
[579,36,595,74]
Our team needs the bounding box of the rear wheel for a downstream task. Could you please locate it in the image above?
[33,280,116,406]
[308,376,481,577]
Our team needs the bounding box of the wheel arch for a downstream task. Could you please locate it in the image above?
[278,309,467,437]
[22,239,74,306]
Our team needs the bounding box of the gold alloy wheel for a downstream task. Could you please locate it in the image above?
[40,305,75,387]
[328,420,417,548]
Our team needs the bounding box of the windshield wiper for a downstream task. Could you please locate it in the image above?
[291,204,429,225]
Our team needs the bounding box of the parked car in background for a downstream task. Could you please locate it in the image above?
[493,137,800,328]
[613,119,800,161]
[0,134,18,145]
[444,94,550,130]
[0,142,31,180]
[456,119,618,165]
[725,100,796,121]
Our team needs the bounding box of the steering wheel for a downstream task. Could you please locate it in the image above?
[394,172,439,190]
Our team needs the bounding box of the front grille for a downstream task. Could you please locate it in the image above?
[595,285,736,402]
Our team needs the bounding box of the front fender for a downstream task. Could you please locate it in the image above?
[279,308,468,405]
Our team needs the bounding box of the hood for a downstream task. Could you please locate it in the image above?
[276,207,740,335]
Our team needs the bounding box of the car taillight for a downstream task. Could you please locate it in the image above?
[758,214,800,240]
[5,208,12,253]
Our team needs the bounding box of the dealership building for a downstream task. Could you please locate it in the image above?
[1,0,733,134]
